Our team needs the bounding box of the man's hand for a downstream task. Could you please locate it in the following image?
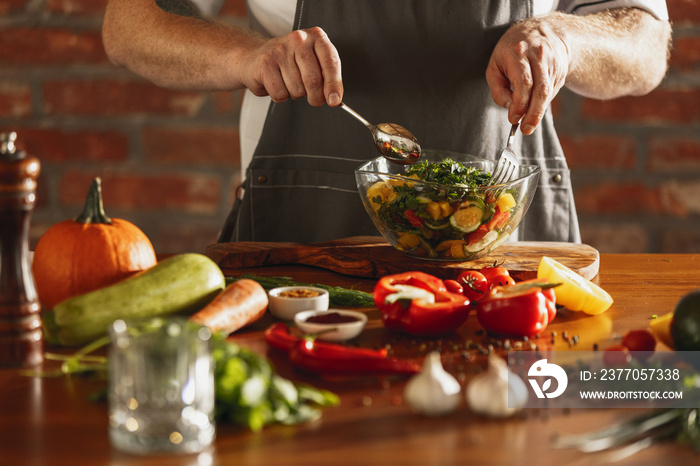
[486,18,570,136]
[486,9,671,136]
[239,27,343,107]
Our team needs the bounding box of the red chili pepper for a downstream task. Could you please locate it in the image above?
[404,209,424,227]
[289,338,421,376]
[264,322,300,352]
[265,322,388,357]
[373,271,471,336]
[264,323,420,376]
[476,279,558,336]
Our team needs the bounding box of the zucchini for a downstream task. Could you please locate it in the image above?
[52,253,225,346]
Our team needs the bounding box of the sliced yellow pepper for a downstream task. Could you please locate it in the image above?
[496,193,516,212]
[537,256,613,315]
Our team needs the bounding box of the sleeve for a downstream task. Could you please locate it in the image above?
[556,0,669,21]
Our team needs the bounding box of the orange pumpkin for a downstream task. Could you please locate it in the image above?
[32,177,157,310]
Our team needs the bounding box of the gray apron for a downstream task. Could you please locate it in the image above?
[219,0,581,244]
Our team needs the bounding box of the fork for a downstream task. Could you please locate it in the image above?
[488,123,520,186]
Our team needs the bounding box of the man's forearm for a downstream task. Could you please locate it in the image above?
[542,8,672,99]
[102,0,263,91]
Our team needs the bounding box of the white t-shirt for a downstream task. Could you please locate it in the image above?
[237,0,669,170]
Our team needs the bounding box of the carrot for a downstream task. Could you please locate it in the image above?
[189,279,269,336]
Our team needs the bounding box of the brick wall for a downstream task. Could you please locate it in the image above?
[1,0,698,254]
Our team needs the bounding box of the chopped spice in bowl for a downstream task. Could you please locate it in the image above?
[294,309,368,342]
[268,286,330,320]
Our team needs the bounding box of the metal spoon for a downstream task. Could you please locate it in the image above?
[339,102,421,164]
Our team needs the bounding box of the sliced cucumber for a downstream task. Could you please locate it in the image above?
[449,205,484,233]
[423,220,451,231]
[464,230,499,253]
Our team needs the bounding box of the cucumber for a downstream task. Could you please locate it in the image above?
[463,230,499,254]
[449,205,484,233]
[52,253,225,346]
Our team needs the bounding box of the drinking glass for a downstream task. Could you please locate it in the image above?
[108,317,216,455]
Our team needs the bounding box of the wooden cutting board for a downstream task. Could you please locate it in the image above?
[206,236,600,281]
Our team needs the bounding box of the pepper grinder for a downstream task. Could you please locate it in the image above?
[0,132,43,367]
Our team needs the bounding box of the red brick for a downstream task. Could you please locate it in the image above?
[667,0,700,26]
[142,126,240,168]
[579,223,649,253]
[0,81,31,117]
[558,133,636,169]
[45,0,108,16]
[43,80,206,116]
[648,137,700,172]
[59,170,222,214]
[219,0,247,18]
[212,89,245,114]
[580,89,700,124]
[661,179,700,217]
[0,127,128,163]
[0,0,27,14]
[0,28,107,65]
[574,182,665,215]
[670,36,700,73]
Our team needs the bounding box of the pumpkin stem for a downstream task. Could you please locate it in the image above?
[75,178,113,225]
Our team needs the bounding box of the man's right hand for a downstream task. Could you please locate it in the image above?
[239,27,344,107]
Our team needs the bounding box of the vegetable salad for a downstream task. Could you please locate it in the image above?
[366,158,519,259]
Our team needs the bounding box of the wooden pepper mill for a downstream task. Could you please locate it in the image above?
[0,132,43,367]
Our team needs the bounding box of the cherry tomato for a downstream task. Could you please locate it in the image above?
[487,273,515,289]
[443,279,464,295]
[621,329,656,361]
[457,271,489,302]
[480,262,509,281]
[603,345,631,367]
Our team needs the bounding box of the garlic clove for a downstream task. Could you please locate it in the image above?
[404,351,461,417]
[466,354,528,418]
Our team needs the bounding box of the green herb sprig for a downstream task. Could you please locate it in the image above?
[228,274,375,307]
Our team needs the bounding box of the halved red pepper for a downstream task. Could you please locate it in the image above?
[264,323,420,376]
[476,278,558,336]
[373,271,471,336]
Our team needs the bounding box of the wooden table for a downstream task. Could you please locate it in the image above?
[2,254,699,465]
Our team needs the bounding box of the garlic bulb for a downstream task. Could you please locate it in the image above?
[466,354,528,418]
[404,351,461,416]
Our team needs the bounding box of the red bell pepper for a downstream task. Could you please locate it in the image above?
[476,279,558,336]
[264,323,420,376]
[373,271,471,336]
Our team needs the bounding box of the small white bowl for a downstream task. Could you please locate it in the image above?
[268,286,330,320]
[294,309,368,342]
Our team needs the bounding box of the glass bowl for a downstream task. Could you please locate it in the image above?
[355,151,540,261]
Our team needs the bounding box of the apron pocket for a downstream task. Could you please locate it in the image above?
[516,167,581,243]
[241,166,379,242]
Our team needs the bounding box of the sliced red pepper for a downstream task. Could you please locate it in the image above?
[476,279,558,336]
[373,271,471,336]
[467,224,490,245]
[486,209,510,231]
[404,209,424,227]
